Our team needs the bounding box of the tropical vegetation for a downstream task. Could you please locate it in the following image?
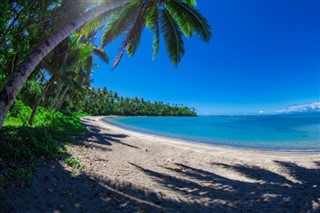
[0,0,211,127]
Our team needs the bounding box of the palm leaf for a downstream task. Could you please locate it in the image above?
[183,0,197,6]
[112,48,125,69]
[166,0,211,42]
[84,56,93,84]
[111,0,147,68]
[77,7,122,37]
[145,5,160,60]
[160,9,184,65]
[125,2,147,56]
[101,0,141,48]
[69,79,83,92]
[93,47,109,63]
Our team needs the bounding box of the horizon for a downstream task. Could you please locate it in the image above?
[91,0,319,115]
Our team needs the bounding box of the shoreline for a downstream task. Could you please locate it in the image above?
[100,116,320,157]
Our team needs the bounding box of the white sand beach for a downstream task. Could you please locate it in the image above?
[69,116,320,212]
[3,116,320,212]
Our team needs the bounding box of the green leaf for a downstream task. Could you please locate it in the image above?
[160,9,184,65]
[125,3,147,56]
[145,5,160,60]
[183,0,197,6]
[166,0,211,42]
[101,0,141,48]
[93,47,109,63]
[77,8,121,37]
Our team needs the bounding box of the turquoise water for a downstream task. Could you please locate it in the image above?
[104,113,320,152]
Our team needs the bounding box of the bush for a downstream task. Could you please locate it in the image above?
[0,101,87,194]
[0,126,67,163]
[6,100,32,125]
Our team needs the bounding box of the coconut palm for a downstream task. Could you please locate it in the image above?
[102,0,211,67]
[28,36,108,125]
[0,0,211,128]
[0,0,129,128]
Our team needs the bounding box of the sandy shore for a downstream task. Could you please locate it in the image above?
[2,116,320,212]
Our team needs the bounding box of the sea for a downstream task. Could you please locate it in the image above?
[104,112,320,152]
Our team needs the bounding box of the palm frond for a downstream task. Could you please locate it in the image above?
[93,46,109,63]
[160,9,184,65]
[145,5,160,60]
[84,56,93,82]
[101,0,141,48]
[77,7,121,37]
[112,48,125,69]
[183,0,197,6]
[125,2,147,56]
[111,0,148,68]
[166,0,211,42]
[69,79,83,92]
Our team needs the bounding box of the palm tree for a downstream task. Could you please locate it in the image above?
[0,0,129,128]
[102,0,211,67]
[0,0,211,128]
[28,35,108,125]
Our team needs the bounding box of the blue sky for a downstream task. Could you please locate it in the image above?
[91,0,320,115]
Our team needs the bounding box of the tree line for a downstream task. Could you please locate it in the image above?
[63,87,196,116]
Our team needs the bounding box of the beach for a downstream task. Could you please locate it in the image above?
[3,116,320,212]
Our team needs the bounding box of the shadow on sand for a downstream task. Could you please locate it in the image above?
[73,119,139,150]
[128,161,320,212]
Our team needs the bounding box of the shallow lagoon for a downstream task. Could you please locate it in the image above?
[105,113,320,152]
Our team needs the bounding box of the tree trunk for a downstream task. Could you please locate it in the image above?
[28,75,56,126]
[55,86,69,111]
[50,84,64,110]
[0,0,130,128]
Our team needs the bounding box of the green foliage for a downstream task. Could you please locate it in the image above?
[0,73,5,86]
[1,126,65,163]
[166,0,211,41]
[102,0,211,67]
[61,87,196,116]
[9,168,32,187]
[7,100,32,125]
[1,101,86,164]
[145,6,160,60]
[4,99,87,131]
[0,101,86,194]
[64,157,85,173]
[18,79,44,107]
[0,175,4,195]
[160,8,184,65]
[102,0,141,48]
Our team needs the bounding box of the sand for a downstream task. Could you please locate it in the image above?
[2,116,320,212]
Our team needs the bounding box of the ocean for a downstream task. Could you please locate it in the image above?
[104,113,320,152]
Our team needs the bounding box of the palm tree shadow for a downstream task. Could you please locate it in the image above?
[313,161,320,168]
[2,159,319,213]
[128,161,320,212]
[0,160,166,213]
[74,121,139,150]
[210,162,293,185]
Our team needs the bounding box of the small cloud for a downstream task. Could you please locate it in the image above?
[259,110,266,114]
[275,102,320,114]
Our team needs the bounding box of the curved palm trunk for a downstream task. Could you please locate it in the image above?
[50,84,64,110]
[0,0,130,128]
[28,75,56,126]
[55,86,69,111]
